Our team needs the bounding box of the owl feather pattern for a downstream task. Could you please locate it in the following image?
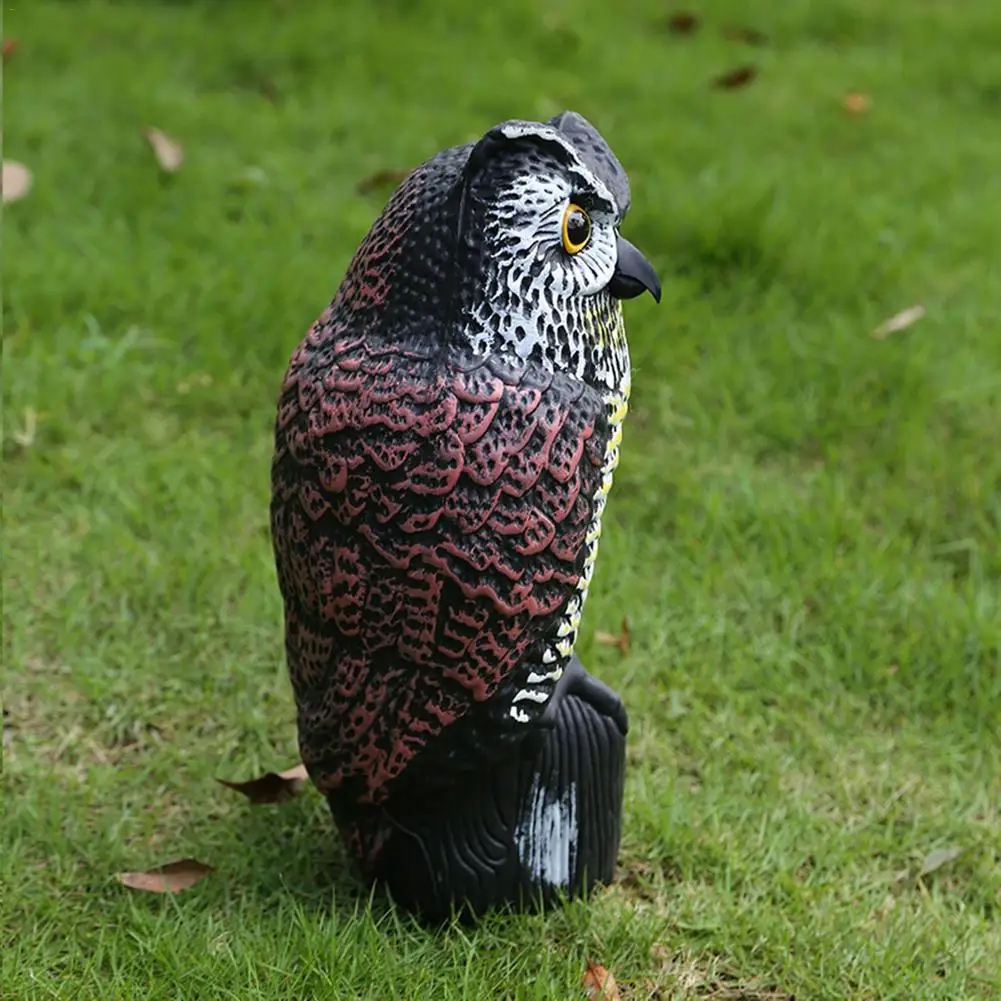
[270,111,660,875]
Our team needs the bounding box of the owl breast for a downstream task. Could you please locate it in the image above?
[506,338,630,721]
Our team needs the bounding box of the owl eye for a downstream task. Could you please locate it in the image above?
[561,203,591,255]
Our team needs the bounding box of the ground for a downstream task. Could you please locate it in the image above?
[3,1,1000,998]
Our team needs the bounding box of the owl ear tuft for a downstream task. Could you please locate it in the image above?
[463,120,578,184]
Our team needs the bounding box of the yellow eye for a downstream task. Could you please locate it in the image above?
[561,203,591,255]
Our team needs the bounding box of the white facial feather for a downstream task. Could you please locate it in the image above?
[460,137,629,391]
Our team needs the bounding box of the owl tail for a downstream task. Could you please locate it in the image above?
[364,664,627,922]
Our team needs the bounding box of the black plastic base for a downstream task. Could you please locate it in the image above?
[363,663,627,922]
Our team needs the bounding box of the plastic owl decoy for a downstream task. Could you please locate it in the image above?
[270,111,660,920]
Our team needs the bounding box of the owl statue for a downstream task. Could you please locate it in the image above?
[271,110,660,920]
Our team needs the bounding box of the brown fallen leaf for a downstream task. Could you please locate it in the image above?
[145,128,184,173]
[872,304,925,339]
[722,26,769,46]
[665,12,700,35]
[117,858,214,894]
[3,160,33,204]
[619,617,631,656]
[843,91,872,115]
[582,961,620,1000]
[595,616,631,657]
[712,65,758,90]
[357,168,410,195]
[10,408,37,448]
[3,37,19,60]
[217,763,309,804]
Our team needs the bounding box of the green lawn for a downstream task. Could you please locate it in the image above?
[4,0,1000,998]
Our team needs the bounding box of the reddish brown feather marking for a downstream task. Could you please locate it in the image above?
[271,327,607,810]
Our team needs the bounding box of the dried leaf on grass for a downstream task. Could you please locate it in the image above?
[117,858,214,894]
[357,168,410,195]
[918,845,963,878]
[665,13,700,35]
[217,763,309,804]
[595,617,631,656]
[145,128,184,173]
[3,161,33,204]
[582,961,620,1000]
[3,37,19,60]
[843,91,872,115]
[872,304,925,339]
[10,409,37,448]
[712,65,758,90]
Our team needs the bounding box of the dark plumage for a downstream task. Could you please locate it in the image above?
[270,111,659,915]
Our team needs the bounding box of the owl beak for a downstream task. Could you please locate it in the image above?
[609,236,662,303]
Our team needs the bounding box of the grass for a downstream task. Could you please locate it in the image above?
[3,0,1000,997]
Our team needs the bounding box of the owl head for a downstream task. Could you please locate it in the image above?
[334,111,660,388]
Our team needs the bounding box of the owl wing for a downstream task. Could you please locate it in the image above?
[270,326,609,806]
